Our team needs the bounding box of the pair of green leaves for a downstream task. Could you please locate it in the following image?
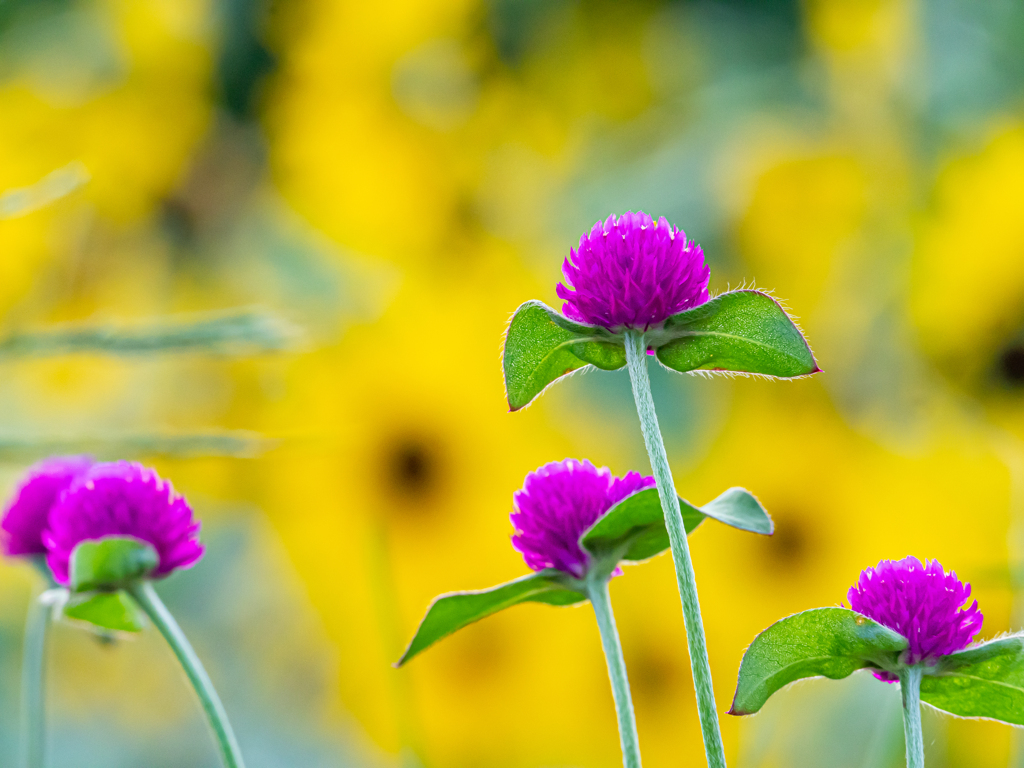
[397,485,772,666]
[503,290,819,411]
[731,607,1024,726]
[61,537,159,633]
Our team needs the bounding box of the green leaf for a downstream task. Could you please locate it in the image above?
[397,570,585,666]
[700,487,775,535]
[580,486,773,563]
[503,301,624,411]
[920,635,1024,724]
[62,591,146,632]
[730,607,908,715]
[399,487,773,667]
[503,292,817,409]
[656,291,818,378]
[70,537,159,592]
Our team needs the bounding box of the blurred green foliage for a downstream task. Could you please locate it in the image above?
[2,0,1024,766]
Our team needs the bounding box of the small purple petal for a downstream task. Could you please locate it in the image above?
[1,456,94,557]
[557,211,710,331]
[43,461,205,585]
[848,557,983,670]
[510,459,655,578]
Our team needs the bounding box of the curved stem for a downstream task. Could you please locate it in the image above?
[587,575,642,768]
[623,330,726,768]
[899,666,925,768]
[21,591,49,768]
[128,581,245,768]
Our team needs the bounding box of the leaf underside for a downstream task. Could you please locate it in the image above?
[921,635,1024,724]
[502,292,817,411]
[397,570,584,666]
[63,590,146,632]
[580,486,773,562]
[730,607,908,715]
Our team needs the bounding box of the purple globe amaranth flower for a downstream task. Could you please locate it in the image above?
[848,557,983,681]
[556,211,711,331]
[1,455,94,557]
[43,461,205,586]
[510,458,655,579]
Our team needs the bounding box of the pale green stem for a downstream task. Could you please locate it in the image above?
[128,581,245,768]
[899,666,925,768]
[20,592,48,768]
[623,330,726,768]
[586,574,642,768]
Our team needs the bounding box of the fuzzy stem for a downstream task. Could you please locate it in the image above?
[128,581,245,768]
[900,666,925,768]
[20,592,48,768]
[623,330,726,768]
[587,574,642,768]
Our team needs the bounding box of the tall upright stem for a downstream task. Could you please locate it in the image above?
[21,592,49,768]
[128,581,245,768]
[899,666,925,768]
[587,575,642,768]
[623,330,726,768]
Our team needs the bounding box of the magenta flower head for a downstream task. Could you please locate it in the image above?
[848,557,983,680]
[556,211,710,331]
[1,455,94,557]
[510,458,655,579]
[43,461,205,586]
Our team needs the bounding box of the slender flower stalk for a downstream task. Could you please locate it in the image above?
[505,212,817,765]
[624,330,725,767]
[44,461,244,768]
[401,456,773,768]
[586,573,641,768]
[848,557,982,768]
[899,665,925,768]
[20,589,49,768]
[511,459,650,768]
[1,458,92,768]
[128,581,245,768]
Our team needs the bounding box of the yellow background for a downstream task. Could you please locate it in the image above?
[2,0,1024,766]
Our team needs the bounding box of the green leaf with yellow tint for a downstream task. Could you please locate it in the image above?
[503,301,624,411]
[63,590,146,632]
[69,536,159,593]
[657,291,818,378]
[581,486,773,563]
[921,634,1024,724]
[730,607,908,715]
[397,570,585,666]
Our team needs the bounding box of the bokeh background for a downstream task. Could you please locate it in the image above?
[1,0,1024,765]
